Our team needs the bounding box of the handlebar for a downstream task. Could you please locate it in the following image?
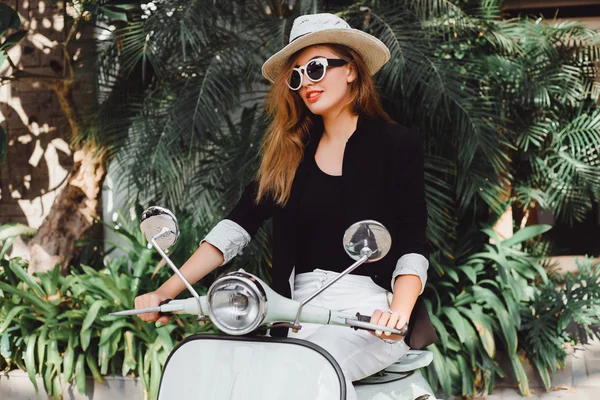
[348,313,409,337]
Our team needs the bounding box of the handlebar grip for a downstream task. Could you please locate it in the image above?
[357,314,371,323]
[158,299,173,317]
[355,313,409,336]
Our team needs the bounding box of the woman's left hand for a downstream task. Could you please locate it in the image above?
[369,309,408,342]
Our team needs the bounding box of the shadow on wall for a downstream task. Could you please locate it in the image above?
[0,0,73,230]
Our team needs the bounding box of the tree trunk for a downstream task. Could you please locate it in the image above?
[27,78,105,274]
[27,145,105,274]
[492,180,514,243]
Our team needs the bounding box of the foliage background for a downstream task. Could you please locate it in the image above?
[1,0,600,398]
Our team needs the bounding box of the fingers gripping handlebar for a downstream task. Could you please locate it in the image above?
[158,299,174,317]
[352,313,409,337]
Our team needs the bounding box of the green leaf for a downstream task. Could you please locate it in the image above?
[52,374,61,399]
[0,125,6,164]
[75,353,86,394]
[428,313,450,351]
[0,331,12,360]
[25,334,39,392]
[63,334,76,382]
[457,355,474,396]
[122,331,137,376]
[459,265,478,284]
[502,289,522,328]
[47,339,61,370]
[0,236,15,258]
[0,305,27,333]
[149,345,161,400]
[0,4,21,34]
[80,329,92,352]
[0,52,7,70]
[0,30,27,52]
[86,352,104,383]
[0,223,37,241]
[536,361,552,391]
[81,1,136,21]
[429,343,453,396]
[98,342,109,375]
[446,268,459,282]
[462,306,496,358]
[474,286,518,354]
[43,361,52,398]
[442,307,469,343]
[137,346,148,389]
[8,259,46,297]
[155,324,175,351]
[37,325,48,372]
[111,4,138,10]
[99,320,132,346]
[509,352,531,396]
[82,300,108,331]
[37,273,57,297]
[99,6,129,22]
[501,225,552,247]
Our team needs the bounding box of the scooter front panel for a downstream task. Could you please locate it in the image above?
[159,334,345,400]
[354,369,436,400]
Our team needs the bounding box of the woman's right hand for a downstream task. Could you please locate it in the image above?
[134,289,173,326]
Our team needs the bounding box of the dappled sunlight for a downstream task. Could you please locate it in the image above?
[28,32,57,52]
[2,96,30,128]
[0,0,73,229]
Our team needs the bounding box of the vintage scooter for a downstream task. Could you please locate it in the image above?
[112,206,437,400]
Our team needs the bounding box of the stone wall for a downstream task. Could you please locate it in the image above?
[0,0,73,229]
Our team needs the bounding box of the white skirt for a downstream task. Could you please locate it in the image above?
[288,269,409,400]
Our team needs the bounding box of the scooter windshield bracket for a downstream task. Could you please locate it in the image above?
[150,228,207,321]
[291,254,369,330]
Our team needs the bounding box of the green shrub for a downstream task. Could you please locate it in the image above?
[425,225,551,397]
[0,219,215,400]
[425,224,600,398]
[520,256,600,390]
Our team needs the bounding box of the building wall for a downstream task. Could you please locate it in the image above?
[0,1,73,229]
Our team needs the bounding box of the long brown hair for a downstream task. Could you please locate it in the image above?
[256,43,393,205]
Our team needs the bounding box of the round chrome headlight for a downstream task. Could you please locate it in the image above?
[207,272,267,335]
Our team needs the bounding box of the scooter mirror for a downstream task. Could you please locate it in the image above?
[140,206,180,250]
[343,220,391,263]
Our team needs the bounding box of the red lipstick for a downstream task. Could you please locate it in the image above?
[306,89,323,103]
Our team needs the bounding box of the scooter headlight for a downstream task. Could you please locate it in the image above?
[207,272,267,335]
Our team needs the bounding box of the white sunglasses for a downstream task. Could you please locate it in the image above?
[288,57,348,91]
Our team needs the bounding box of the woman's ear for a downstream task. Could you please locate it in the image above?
[346,62,357,84]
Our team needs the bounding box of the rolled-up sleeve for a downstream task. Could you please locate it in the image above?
[226,180,275,236]
[201,219,251,265]
[201,180,274,265]
[391,253,429,294]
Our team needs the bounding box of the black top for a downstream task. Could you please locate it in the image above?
[295,158,356,275]
[225,116,438,349]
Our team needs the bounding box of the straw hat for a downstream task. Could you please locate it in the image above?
[261,13,390,83]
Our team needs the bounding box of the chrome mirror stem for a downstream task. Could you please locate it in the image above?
[150,228,207,322]
[291,253,370,332]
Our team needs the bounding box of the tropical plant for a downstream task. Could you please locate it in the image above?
[424,224,552,397]
[490,19,600,225]
[520,257,600,390]
[0,218,215,400]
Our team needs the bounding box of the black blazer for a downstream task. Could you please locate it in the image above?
[227,116,438,349]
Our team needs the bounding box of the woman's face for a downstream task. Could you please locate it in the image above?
[291,45,356,117]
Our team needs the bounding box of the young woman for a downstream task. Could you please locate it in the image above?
[135,13,437,399]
